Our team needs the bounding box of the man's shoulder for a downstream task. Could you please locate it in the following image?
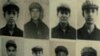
[78,26,85,32]
[68,25,76,31]
[0,26,7,31]
[52,25,60,31]
[15,27,23,33]
[24,20,33,27]
[95,27,100,33]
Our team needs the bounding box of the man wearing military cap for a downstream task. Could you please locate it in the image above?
[52,4,76,39]
[32,47,43,56]
[55,46,68,56]
[81,47,97,56]
[0,2,23,37]
[5,40,17,56]
[24,2,49,39]
[78,0,100,40]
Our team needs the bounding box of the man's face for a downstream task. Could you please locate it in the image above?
[56,51,67,56]
[7,46,17,56]
[30,8,41,20]
[5,10,18,25]
[33,51,43,56]
[58,11,70,24]
[83,9,98,24]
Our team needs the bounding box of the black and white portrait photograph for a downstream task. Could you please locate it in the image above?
[24,39,50,56]
[50,40,76,56]
[1,37,24,56]
[24,0,49,39]
[76,40,100,56]
[77,0,100,40]
[0,0,25,37]
[50,0,77,39]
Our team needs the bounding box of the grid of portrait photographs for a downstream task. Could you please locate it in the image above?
[0,0,100,56]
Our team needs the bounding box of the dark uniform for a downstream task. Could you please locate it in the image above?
[77,0,100,40]
[1,24,23,37]
[52,23,76,39]
[78,25,100,40]
[81,47,97,56]
[0,3,23,37]
[24,19,49,39]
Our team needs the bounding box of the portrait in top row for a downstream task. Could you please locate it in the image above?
[0,0,100,41]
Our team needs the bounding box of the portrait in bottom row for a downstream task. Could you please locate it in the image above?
[1,37,24,56]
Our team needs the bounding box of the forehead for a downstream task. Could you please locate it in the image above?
[84,8,97,11]
[7,46,16,50]
[5,10,18,14]
[31,8,40,11]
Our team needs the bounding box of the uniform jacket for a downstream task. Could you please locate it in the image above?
[24,19,49,39]
[0,24,23,37]
[78,24,100,40]
[52,23,76,39]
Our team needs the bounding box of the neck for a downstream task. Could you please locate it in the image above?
[86,23,95,33]
[60,22,68,29]
[7,23,16,30]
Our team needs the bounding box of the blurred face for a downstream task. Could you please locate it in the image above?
[33,51,43,56]
[30,8,41,20]
[56,51,67,56]
[7,46,17,56]
[58,11,70,24]
[83,9,98,24]
[4,10,18,25]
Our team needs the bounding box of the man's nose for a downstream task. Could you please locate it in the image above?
[9,14,14,18]
[88,12,93,17]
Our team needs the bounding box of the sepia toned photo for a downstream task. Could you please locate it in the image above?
[24,39,50,56]
[76,40,100,56]
[24,0,49,39]
[77,0,100,40]
[1,37,24,56]
[0,0,24,37]
[50,0,77,39]
[50,40,76,56]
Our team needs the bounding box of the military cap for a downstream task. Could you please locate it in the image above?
[55,46,68,55]
[81,47,97,56]
[57,4,70,13]
[29,2,43,11]
[6,40,17,49]
[3,2,19,13]
[82,0,98,11]
[32,46,43,53]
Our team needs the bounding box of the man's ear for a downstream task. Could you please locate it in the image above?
[82,12,84,17]
[3,13,5,17]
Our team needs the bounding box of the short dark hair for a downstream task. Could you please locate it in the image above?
[6,40,17,50]
[3,3,19,14]
[81,47,97,56]
[55,46,68,55]
[32,47,43,54]
[57,5,70,14]
[82,0,98,12]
